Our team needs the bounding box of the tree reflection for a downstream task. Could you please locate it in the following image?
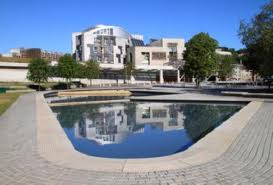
[183,104,241,141]
[51,104,99,128]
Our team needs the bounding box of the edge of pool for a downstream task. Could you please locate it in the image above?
[36,92,263,172]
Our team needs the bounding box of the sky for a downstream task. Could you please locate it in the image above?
[0,0,269,54]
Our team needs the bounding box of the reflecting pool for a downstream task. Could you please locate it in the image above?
[51,102,243,158]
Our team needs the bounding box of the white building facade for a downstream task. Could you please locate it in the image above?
[72,25,144,69]
[72,25,186,84]
[127,38,186,83]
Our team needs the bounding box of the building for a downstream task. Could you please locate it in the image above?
[215,48,233,56]
[3,48,63,61]
[231,64,252,81]
[21,48,42,59]
[127,38,186,83]
[72,25,186,83]
[10,48,24,58]
[21,48,63,60]
[72,24,144,68]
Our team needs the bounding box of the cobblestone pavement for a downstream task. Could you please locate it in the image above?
[0,93,273,185]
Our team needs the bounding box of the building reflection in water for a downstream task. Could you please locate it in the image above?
[74,102,185,145]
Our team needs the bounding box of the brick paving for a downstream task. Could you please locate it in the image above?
[0,93,273,184]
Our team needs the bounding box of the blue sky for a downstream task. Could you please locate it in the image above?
[0,0,269,54]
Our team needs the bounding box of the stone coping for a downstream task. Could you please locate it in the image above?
[58,90,132,97]
[49,99,130,107]
[36,93,262,172]
[222,91,273,98]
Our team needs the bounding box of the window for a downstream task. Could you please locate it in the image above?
[129,53,133,63]
[167,43,178,47]
[152,52,166,60]
[142,108,151,118]
[116,54,121,63]
[167,43,178,52]
[118,46,123,54]
[152,109,167,118]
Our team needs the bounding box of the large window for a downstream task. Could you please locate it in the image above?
[152,52,166,60]
[152,109,167,118]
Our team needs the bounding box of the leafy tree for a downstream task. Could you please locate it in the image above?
[84,60,100,86]
[183,32,218,87]
[74,62,86,79]
[48,65,59,78]
[27,58,49,91]
[218,55,235,81]
[123,61,136,84]
[58,54,77,89]
[239,0,273,82]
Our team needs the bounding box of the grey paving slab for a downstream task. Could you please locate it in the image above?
[0,93,273,184]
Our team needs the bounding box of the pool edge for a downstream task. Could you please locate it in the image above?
[36,93,263,172]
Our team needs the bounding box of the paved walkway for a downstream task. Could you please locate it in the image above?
[1,93,273,184]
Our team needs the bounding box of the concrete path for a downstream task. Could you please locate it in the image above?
[1,93,273,184]
[131,92,270,103]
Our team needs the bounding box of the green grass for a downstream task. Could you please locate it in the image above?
[0,93,24,115]
[0,81,59,90]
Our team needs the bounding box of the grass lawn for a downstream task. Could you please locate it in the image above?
[0,93,24,115]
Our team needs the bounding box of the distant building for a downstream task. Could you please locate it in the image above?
[215,48,232,56]
[231,64,252,81]
[21,48,42,59]
[3,48,63,61]
[10,48,24,58]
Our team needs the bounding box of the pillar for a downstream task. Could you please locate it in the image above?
[177,70,180,83]
[130,75,136,84]
[160,69,164,84]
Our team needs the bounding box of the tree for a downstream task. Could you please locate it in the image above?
[239,0,273,83]
[27,58,49,91]
[218,55,235,81]
[74,62,86,79]
[183,32,218,87]
[84,60,100,86]
[58,54,77,89]
[123,61,136,84]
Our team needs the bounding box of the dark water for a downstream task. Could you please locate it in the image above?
[51,102,243,158]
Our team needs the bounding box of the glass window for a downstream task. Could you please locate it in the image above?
[152,52,166,60]
[152,109,167,118]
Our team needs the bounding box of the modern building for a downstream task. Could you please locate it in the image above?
[127,38,186,83]
[72,25,186,83]
[72,24,144,68]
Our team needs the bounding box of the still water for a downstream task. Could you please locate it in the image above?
[51,101,243,158]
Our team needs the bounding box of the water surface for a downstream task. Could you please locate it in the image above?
[51,101,243,158]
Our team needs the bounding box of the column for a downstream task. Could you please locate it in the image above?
[177,69,180,83]
[160,69,164,84]
[130,75,136,84]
